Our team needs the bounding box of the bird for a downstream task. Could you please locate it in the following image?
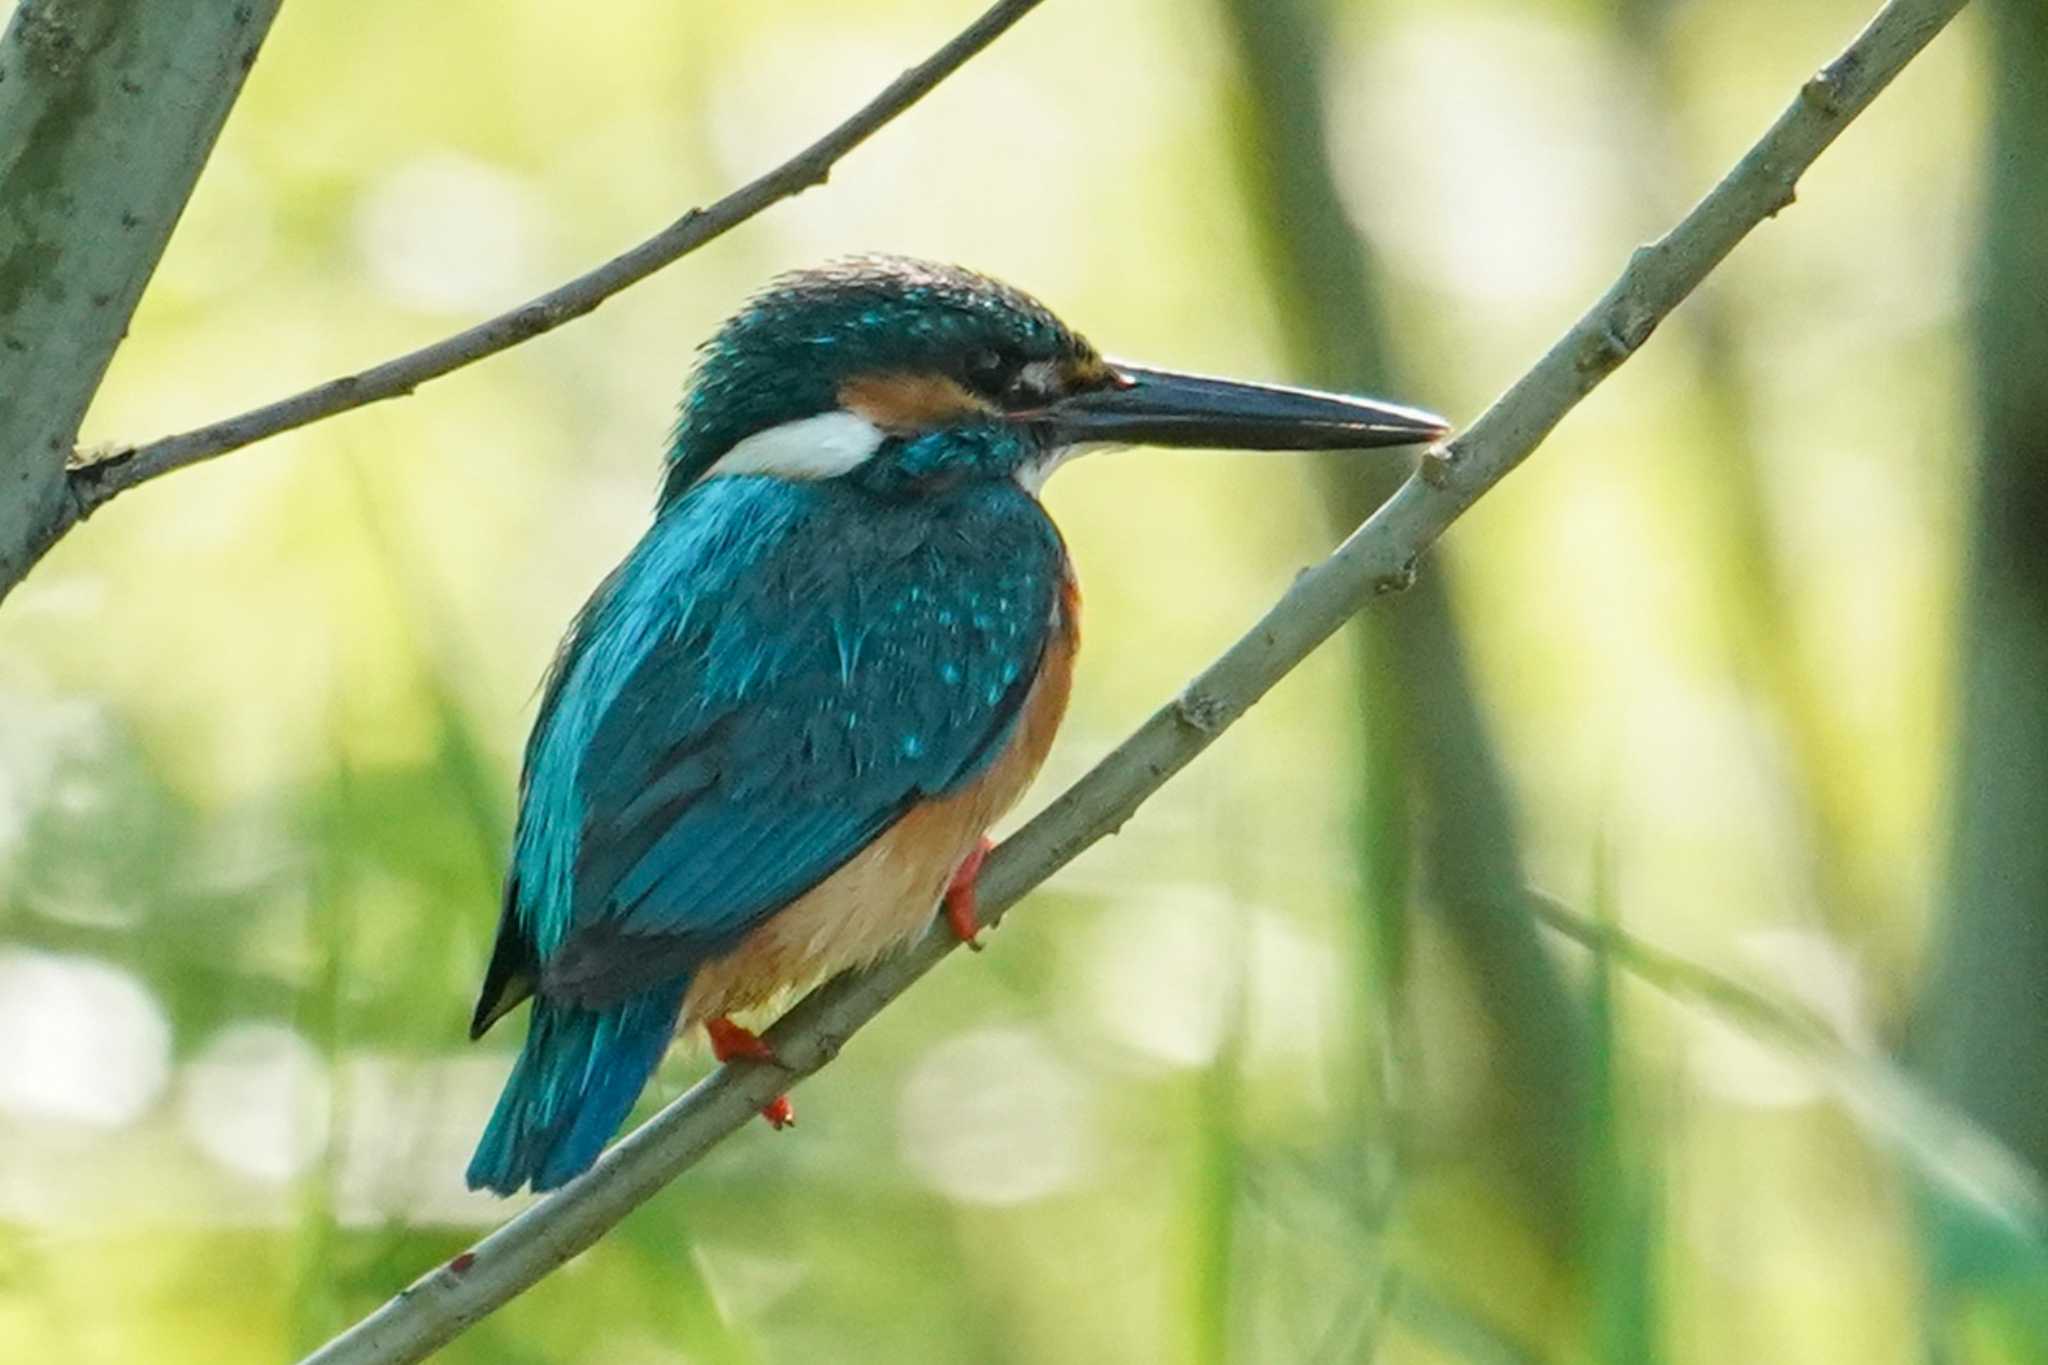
[464,255,1447,1194]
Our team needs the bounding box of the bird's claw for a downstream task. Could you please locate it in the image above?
[706,1017,795,1130]
[706,1016,778,1064]
[943,838,993,950]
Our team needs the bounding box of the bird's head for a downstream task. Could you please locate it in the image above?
[666,255,1447,504]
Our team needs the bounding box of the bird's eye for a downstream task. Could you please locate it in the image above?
[963,347,1009,393]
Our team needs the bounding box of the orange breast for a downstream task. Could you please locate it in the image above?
[681,572,1081,1026]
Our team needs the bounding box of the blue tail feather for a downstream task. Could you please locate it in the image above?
[466,981,689,1194]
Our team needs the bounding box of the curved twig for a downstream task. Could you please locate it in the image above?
[64,0,1046,520]
[298,1,1970,1360]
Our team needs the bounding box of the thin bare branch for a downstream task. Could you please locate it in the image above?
[60,0,1045,521]
[298,1,1970,1361]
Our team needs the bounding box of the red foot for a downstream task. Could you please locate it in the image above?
[705,1017,795,1129]
[944,837,994,950]
[705,1016,776,1063]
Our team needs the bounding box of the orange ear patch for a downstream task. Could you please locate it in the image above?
[840,372,994,433]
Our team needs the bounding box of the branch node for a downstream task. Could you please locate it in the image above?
[808,1029,847,1066]
[63,445,134,521]
[1800,69,1847,118]
[512,302,557,339]
[1420,444,1456,489]
[65,441,125,473]
[1577,324,1626,375]
[1582,296,1661,375]
[15,2,86,79]
[63,474,96,524]
[1172,688,1231,736]
[1373,560,1418,596]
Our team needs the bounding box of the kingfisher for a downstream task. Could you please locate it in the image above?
[464,255,1446,1194]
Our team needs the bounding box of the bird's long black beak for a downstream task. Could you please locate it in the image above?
[1034,362,1449,451]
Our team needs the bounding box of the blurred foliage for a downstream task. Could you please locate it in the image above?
[0,0,2041,1361]
[1912,2,2048,1361]
[1216,0,1592,1263]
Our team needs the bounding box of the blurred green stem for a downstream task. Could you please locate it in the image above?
[290,723,359,1356]
[1916,0,2048,1176]
[1615,0,1886,957]
[1189,892,1249,1365]
[1532,888,2048,1251]
[1212,0,1590,1249]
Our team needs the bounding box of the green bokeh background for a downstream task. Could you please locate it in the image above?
[1,0,2042,1361]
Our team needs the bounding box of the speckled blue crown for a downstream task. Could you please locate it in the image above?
[666,255,1090,498]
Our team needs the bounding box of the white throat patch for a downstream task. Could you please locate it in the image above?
[706,410,885,481]
[1015,440,1123,494]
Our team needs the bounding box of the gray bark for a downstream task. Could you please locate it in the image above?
[0,0,282,594]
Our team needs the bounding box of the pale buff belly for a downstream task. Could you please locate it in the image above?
[679,594,1078,1028]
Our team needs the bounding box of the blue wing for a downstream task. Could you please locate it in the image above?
[474,473,1065,1021]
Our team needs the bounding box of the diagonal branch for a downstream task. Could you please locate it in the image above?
[300,0,1969,1360]
[56,0,1045,523]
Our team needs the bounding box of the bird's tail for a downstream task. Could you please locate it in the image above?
[466,981,688,1194]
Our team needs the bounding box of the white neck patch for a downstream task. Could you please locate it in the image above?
[1015,440,1123,494]
[705,410,885,481]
